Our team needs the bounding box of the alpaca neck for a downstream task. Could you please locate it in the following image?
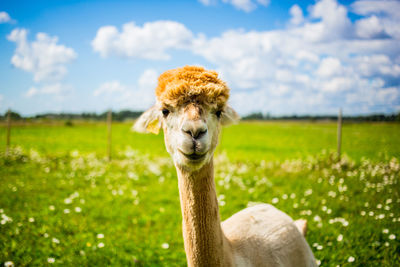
[176,159,233,267]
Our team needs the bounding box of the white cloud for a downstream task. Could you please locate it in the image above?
[354,54,400,78]
[376,87,399,103]
[346,85,399,113]
[191,0,400,114]
[355,15,387,39]
[224,0,255,11]
[138,69,158,90]
[198,0,269,12]
[94,69,158,110]
[91,21,193,60]
[25,83,72,98]
[93,81,127,97]
[316,57,343,78]
[198,0,215,6]
[7,28,77,82]
[306,0,353,41]
[0,11,15,24]
[289,5,304,25]
[352,0,400,18]
[222,0,270,12]
[352,0,400,39]
[92,0,400,115]
[321,77,354,92]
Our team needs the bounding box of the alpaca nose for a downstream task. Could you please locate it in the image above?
[181,120,208,140]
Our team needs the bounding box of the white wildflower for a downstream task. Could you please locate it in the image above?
[75,207,82,213]
[328,191,336,198]
[98,242,105,248]
[47,258,55,263]
[52,238,60,244]
[28,217,35,223]
[389,234,396,240]
[337,234,343,242]
[348,256,355,262]
[369,211,374,216]
[161,243,169,249]
[4,261,14,267]
[1,214,13,224]
[97,233,104,239]
[313,215,321,222]
[272,198,279,204]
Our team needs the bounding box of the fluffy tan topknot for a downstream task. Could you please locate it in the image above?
[155,66,230,108]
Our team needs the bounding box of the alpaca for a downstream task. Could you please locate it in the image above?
[134,66,316,267]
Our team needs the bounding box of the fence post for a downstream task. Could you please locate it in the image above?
[107,110,112,161]
[6,109,11,156]
[337,108,342,160]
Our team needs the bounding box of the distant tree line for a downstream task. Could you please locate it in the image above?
[241,112,400,122]
[0,110,143,122]
[1,110,400,122]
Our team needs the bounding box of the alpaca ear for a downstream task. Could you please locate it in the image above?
[221,105,240,126]
[132,106,161,134]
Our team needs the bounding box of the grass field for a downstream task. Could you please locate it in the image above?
[1,121,399,266]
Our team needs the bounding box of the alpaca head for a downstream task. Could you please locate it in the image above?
[134,66,239,171]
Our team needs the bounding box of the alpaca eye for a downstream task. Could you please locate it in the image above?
[216,110,222,118]
[162,108,170,117]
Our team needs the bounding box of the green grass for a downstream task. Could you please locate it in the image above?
[1,121,398,162]
[0,121,399,266]
[218,121,400,161]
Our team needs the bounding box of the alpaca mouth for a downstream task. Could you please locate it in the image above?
[179,150,207,161]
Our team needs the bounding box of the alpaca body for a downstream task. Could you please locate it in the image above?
[177,159,315,267]
[223,204,316,267]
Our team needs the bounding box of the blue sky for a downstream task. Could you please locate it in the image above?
[0,0,399,116]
